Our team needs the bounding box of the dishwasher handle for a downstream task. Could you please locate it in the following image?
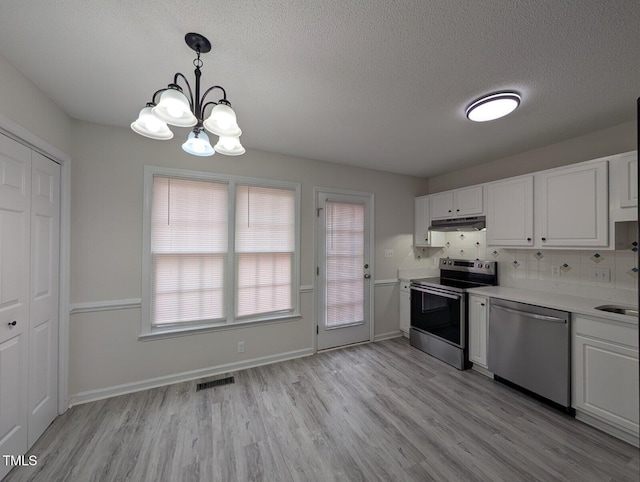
[491,304,567,324]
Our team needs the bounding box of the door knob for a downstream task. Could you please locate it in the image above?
[364,274,371,279]
[8,321,17,327]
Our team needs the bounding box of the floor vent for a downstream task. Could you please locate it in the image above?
[196,376,235,391]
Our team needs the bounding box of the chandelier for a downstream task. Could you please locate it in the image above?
[131,33,245,157]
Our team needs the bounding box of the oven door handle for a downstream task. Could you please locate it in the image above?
[410,285,461,300]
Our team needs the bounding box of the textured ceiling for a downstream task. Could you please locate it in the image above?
[0,0,638,177]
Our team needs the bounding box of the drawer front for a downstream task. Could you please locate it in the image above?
[574,314,638,348]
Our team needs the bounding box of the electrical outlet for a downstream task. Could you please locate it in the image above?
[384,249,394,258]
[237,341,245,353]
[590,267,611,282]
[551,265,560,277]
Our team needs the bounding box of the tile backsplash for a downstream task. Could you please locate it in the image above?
[411,231,638,293]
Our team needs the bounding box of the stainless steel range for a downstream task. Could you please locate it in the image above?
[410,258,498,370]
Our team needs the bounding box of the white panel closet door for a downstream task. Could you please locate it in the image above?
[28,151,60,446]
[0,134,31,480]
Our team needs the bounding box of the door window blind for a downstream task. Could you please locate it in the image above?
[151,176,228,325]
[236,185,295,317]
[325,201,364,327]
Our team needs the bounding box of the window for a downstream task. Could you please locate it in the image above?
[141,166,300,338]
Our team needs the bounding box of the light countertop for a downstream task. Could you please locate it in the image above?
[468,286,638,326]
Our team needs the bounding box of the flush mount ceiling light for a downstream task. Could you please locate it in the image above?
[131,33,245,156]
[466,92,521,122]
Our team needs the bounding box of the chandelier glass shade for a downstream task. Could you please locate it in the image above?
[131,33,245,157]
[182,130,215,156]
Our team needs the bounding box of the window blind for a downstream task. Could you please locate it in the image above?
[235,185,295,317]
[325,201,364,327]
[151,176,228,325]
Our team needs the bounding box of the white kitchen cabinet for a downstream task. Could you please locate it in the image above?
[430,185,483,219]
[399,280,411,337]
[616,152,638,208]
[572,314,639,446]
[535,160,608,247]
[610,151,637,222]
[486,175,533,246]
[468,294,489,371]
[414,195,444,247]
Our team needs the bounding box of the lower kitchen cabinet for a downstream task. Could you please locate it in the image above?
[399,280,410,337]
[469,294,489,372]
[572,314,639,446]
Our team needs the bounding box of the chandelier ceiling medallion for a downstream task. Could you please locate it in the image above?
[131,33,245,157]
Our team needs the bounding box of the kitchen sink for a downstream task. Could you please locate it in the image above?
[594,305,639,317]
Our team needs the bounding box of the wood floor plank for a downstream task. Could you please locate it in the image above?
[4,337,639,481]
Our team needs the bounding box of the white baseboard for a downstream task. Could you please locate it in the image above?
[471,364,494,379]
[68,347,314,407]
[374,330,404,342]
[575,410,639,447]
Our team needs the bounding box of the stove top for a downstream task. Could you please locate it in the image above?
[410,258,499,292]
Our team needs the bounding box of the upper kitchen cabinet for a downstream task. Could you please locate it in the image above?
[486,175,534,247]
[610,151,638,221]
[430,185,483,219]
[414,195,444,247]
[535,160,608,247]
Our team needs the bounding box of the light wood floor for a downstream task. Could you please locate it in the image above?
[5,337,639,481]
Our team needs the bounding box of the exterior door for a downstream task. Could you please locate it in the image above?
[28,151,60,446]
[316,191,373,350]
[0,134,31,480]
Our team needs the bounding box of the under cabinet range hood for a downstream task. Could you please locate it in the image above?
[429,216,486,232]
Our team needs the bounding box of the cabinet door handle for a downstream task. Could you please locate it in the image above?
[456,209,460,212]
[480,303,485,306]
[541,237,546,242]
[8,320,17,327]
[448,209,452,213]
[526,237,531,241]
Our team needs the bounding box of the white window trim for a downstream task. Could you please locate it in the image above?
[140,165,301,340]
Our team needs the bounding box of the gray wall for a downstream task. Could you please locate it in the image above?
[0,54,72,153]
[427,121,636,193]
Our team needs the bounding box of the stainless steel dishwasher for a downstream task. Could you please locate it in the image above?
[488,298,571,410]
